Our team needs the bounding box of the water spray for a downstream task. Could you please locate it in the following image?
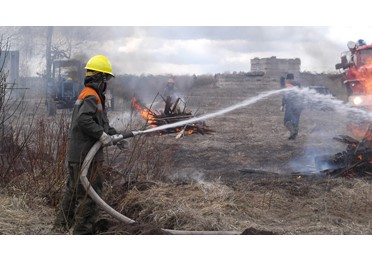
[115,87,372,142]
[80,86,372,234]
[80,88,291,234]
[114,88,288,142]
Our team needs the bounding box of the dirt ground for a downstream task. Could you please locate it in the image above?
[1,78,371,236]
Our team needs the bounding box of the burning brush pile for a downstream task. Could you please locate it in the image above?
[131,95,214,137]
[315,124,372,178]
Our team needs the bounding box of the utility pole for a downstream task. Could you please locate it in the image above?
[45,26,56,115]
[46,26,53,81]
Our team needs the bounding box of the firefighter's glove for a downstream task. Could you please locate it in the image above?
[117,139,130,150]
[99,132,113,147]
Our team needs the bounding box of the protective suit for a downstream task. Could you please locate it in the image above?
[281,74,304,140]
[55,55,118,234]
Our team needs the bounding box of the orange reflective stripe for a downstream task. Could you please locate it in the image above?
[78,87,101,103]
[78,87,102,111]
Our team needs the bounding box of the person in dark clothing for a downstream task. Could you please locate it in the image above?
[54,55,127,234]
[281,73,304,140]
[163,78,176,101]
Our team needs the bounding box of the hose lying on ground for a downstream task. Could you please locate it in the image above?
[80,140,241,235]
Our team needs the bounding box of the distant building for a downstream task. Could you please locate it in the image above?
[250,56,301,79]
[0,51,21,98]
[0,51,19,85]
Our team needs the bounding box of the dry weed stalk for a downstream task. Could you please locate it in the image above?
[115,182,244,231]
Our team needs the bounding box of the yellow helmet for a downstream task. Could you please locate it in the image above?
[85,55,115,77]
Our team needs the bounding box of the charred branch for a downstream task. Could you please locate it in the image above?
[131,96,214,136]
[315,125,372,178]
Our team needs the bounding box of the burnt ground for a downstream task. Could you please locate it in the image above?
[168,83,371,234]
[1,80,371,237]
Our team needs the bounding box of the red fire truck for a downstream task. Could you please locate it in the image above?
[335,39,372,138]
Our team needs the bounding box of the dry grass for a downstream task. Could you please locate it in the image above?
[112,175,372,234]
[0,194,54,235]
[1,174,371,235]
[118,181,242,231]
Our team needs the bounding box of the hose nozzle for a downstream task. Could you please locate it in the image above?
[111,130,145,145]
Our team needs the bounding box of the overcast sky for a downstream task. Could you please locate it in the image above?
[87,26,372,75]
[3,1,372,76]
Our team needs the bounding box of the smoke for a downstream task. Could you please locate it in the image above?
[140,88,287,134]
[287,87,369,174]
[110,74,197,118]
[109,112,132,131]
[288,144,344,174]
[169,168,206,184]
[111,84,369,176]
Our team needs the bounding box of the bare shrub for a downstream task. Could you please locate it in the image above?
[0,35,70,205]
[0,35,28,186]
[104,118,179,193]
[2,112,69,206]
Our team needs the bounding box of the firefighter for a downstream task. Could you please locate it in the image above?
[162,78,181,115]
[54,55,128,234]
[281,73,304,140]
[164,78,176,101]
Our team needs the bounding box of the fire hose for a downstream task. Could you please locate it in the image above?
[79,131,241,235]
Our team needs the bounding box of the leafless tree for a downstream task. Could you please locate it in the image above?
[1,35,19,171]
[0,35,12,122]
[0,26,93,78]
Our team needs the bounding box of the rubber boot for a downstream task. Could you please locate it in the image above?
[292,126,299,139]
[285,121,296,140]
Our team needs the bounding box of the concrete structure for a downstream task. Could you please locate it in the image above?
[0,51,21,99]
[215,56,341,93]
[250,56,301,79]
[0,51,19,85]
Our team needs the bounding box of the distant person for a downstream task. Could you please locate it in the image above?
[163,78,176,101]
[280,76,286,89]
[281,73,304,140]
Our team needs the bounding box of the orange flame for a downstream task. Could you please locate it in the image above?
[131,97,157,127]
[131,97,207,136]
[348,57,372,94]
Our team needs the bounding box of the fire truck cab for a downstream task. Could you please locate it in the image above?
[336,39,372,138]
